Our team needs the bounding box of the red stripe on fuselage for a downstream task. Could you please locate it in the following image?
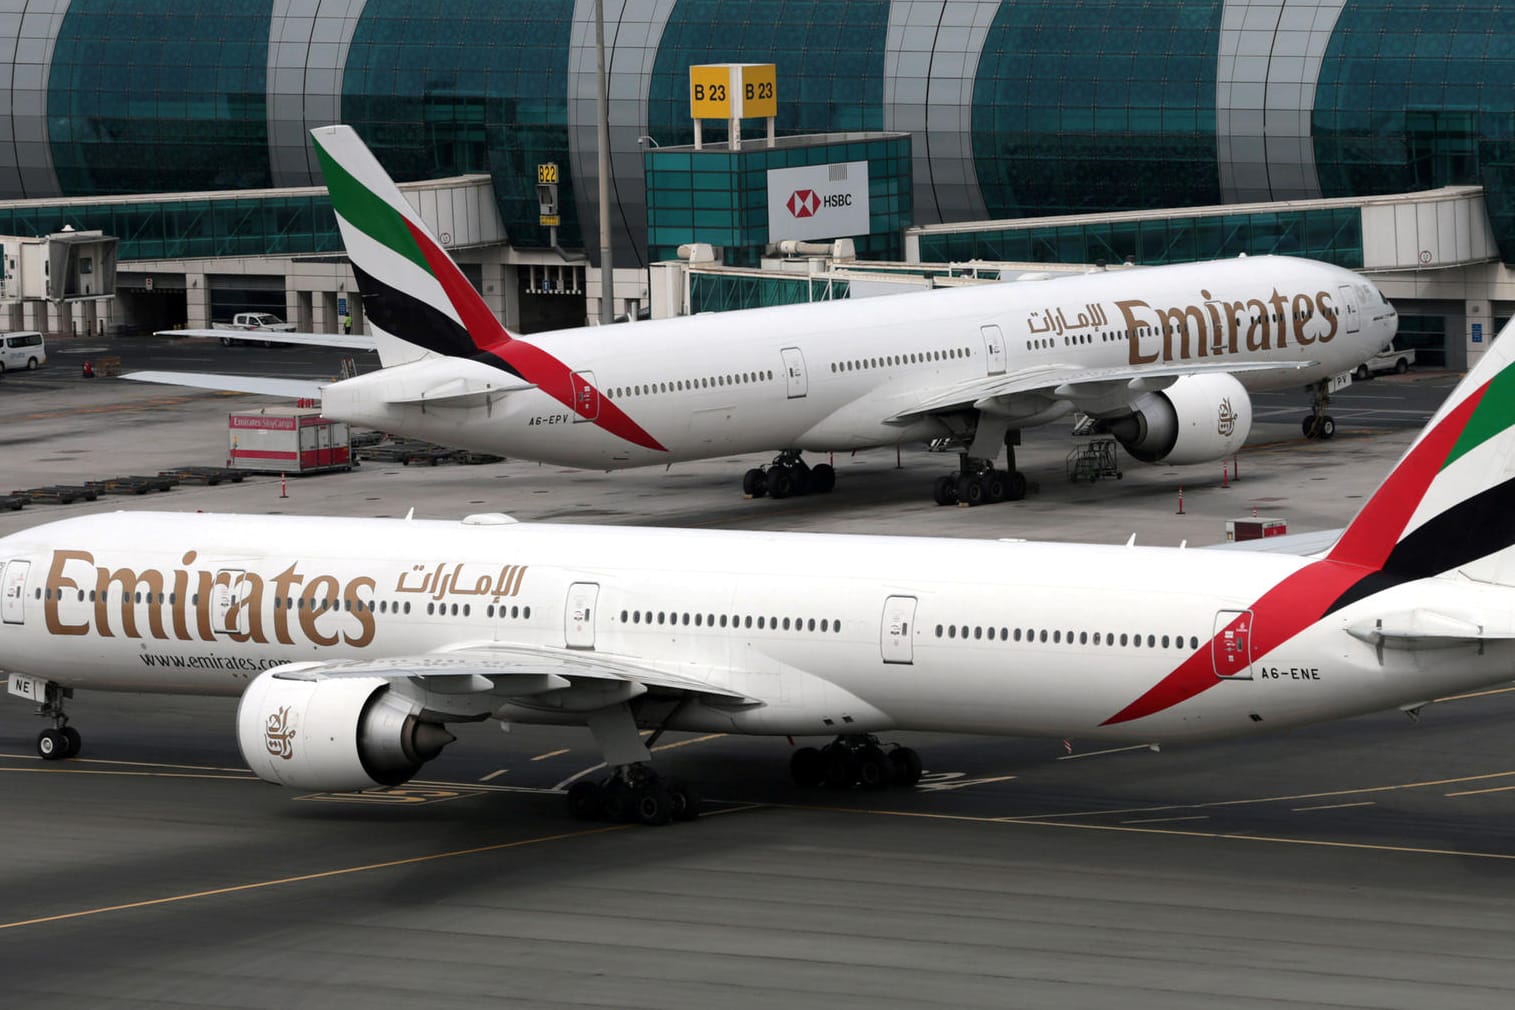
[402,221,667,452]
[1103,380,1490,726]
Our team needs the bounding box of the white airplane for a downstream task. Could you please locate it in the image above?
[127,125,1396,506]
[6,323,1515,825]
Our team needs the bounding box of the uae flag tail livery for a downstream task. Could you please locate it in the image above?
[1105,323,1515,728]
[309,125,664,452]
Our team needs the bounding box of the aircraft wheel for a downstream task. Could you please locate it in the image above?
[567,780,602,821]
[668,782,701,821]
[61,726,81,759]
[823,745,860,788]
[768,466,794,499]
[889,747,924,787]
[36,728,67,761]
[1007,472,1028,501]
[809,463,836,494]
[788,460,812,495]
[932,475,958,506]
[742,467,768,497]
[600,780,635,822]
[981,470,1008,504]
[856,746,892,790]
[1301,416,1317,439]
[790,746,825,787]
[963,476,985,506]
[634,786,674,827]
[1319,416,1336,439]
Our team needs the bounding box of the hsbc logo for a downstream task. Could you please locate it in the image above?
[786,190,853,218]
[769,161,869,240]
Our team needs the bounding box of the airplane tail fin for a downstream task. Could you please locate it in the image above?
[310,124,511,369]
[1327,322,1515,588]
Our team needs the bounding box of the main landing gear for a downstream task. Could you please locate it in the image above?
[1302,378,1336,440]
[743,450,836,500]
[565,701,701,826]
[33,681,81,761]
[933,423,1028,507]
[788,734,924,789]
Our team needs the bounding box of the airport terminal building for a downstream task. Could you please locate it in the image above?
[1,0,1513,364]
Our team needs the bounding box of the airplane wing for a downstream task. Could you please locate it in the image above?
[120,370,324,399]
[265,643,761,716]
[155,329,378,351]
[886,359,1317,424]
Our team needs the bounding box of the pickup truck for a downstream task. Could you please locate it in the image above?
[215,312,296,347]
[1353,343,1416,379]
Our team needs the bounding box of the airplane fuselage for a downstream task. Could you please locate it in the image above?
[2,512,1503,746]
[322,256,1395,469]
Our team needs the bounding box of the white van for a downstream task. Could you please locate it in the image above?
[0,331,45,372]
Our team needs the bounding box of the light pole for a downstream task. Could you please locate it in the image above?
[595,0,613,325]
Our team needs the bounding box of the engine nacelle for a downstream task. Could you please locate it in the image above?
[237,672,455,792]
[1101,373,1252,465]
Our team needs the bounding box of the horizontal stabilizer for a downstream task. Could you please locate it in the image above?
[385,379,536,407]
[121,370,323,399]
[155,328,378,351]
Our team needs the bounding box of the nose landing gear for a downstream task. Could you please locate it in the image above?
[33,682,81,760]
[1302,378,1337,440]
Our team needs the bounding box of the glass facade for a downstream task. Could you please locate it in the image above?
[48,0,272,195]
[645,135,912,265]
[1314,2,1515,262]
[341,0,576,247]
[0,1,1506,270]
[972,1,1222,220]
[690,273,848,313]
[0,193,340,262]
[647,0,887,149]
[916,206,1364,268]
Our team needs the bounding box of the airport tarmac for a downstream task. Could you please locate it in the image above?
[2,336,1512,1009]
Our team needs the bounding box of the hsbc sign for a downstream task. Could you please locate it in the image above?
[767,161,869,242]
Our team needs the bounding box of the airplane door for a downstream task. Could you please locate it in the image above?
[211,569,249,636]
[980,324,1006,376]
[880,595,917,664]
[1211,609,1254,680]
[571,370,600,422]
[2,560,30,625]
[780,347,808,399]
[565,581,599,649]
[1337,285,1361,334]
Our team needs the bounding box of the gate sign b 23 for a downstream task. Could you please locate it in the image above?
[766,161,870,243]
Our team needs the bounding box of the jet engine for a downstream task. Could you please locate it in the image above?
[1100,373,1252,465]
[237,672,455,792]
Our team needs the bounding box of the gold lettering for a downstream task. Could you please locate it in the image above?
[300,575,340,647]
[226,572,268,644]
[343,577,377,648]
[1118,299,1159,365]
[44,550,91,636]
[1159,304,1208,360]
[1245,299,1270,351]
[1223,300,1247,355]
[1292,293,1316,345]
[1315,290,1338,343]
[1268,289,1289,348]
[96,566,166,640]
[171,551,194,642]
[194,570,215,641]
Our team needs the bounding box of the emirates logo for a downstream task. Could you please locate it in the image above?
[787,190,820,218]
[1217,397,1238,437]
[264,705,297,760]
